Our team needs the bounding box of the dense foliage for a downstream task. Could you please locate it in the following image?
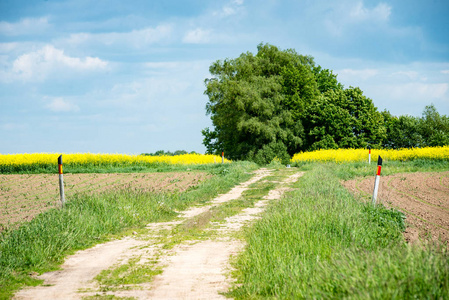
[304,87,385,150]
[203,43,449,164]
[382,105,449,148]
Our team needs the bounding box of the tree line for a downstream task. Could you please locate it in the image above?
[140,150,198,156]
[202,43,449,164]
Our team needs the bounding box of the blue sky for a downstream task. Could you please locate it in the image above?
[1,0,448,154]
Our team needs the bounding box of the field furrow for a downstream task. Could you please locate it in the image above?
[344,171,449,244]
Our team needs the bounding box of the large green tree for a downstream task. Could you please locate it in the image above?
[203,43,323,163]
[203,43,393,163]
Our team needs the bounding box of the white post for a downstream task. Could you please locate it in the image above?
[222,151,224,164]
[368,147,371,164]
[58,155,65,207]
[372,156,383,206]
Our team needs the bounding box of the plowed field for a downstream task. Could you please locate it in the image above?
[343,171,449,244]
[0,172,210,230]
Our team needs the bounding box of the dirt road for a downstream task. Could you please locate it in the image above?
[14,168,303,299]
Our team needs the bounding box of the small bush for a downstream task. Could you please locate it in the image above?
[252,141,291,165]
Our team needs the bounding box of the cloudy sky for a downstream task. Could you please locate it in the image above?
[1,0,448,154]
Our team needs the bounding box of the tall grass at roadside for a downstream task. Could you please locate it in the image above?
[230,164,449,299]
[0,161,257,299]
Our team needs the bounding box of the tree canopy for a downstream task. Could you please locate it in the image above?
[304,87,385,150]
[203,44,315,163]
[202,43,448,163]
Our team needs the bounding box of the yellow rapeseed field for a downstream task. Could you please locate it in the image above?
[0,153,230,168]
[291,146,449,163]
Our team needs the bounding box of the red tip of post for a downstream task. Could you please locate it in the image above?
[376,156,383,175]
[376,165,382,176]
[58,155,63,174]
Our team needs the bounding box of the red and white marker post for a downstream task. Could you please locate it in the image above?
[58,155,65,207]
[222,151,224,164]
[372,156,383,206]
[368,146,371,164]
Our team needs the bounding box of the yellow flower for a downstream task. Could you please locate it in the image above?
[291,146,449,163]
[0,153,230,169]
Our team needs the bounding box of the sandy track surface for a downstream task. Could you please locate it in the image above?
[343,171,449,244]
[14,238,146,300]
[14,168,303,299]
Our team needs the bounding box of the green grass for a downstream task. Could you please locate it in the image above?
[0,161,258,299]
[0,161,235,174]
[293,159,449,180]
[230,163,449,299]
[158,168,299,249]
[94,255,162,290]
[88,166,299,292]
[83,295,136,300]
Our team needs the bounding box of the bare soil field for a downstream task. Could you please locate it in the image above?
[343,171,449,245]
[0,172,210,229]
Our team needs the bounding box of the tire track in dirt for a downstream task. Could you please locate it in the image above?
[13,238,146,300]
[144,171,304,300]
[14,168,304,299]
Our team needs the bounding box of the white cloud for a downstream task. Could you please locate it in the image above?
[96,60,210,110]
[328,60,449,116]
[183,28,212,44]
[324,1,392,36]
[45,97,80,112]
[64,25,173,48]
[392,71,420,81]
[338,68,379,81]
[10,45,108,81]
[1,123,27,130]
[0,17,50,36]
[349,2,391,22]
[144,62,182,69]
[441,70,449,74]
[222,6,237,16]
[386,83,448,100]
[213,0,245,17]
[0,42,19,53]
